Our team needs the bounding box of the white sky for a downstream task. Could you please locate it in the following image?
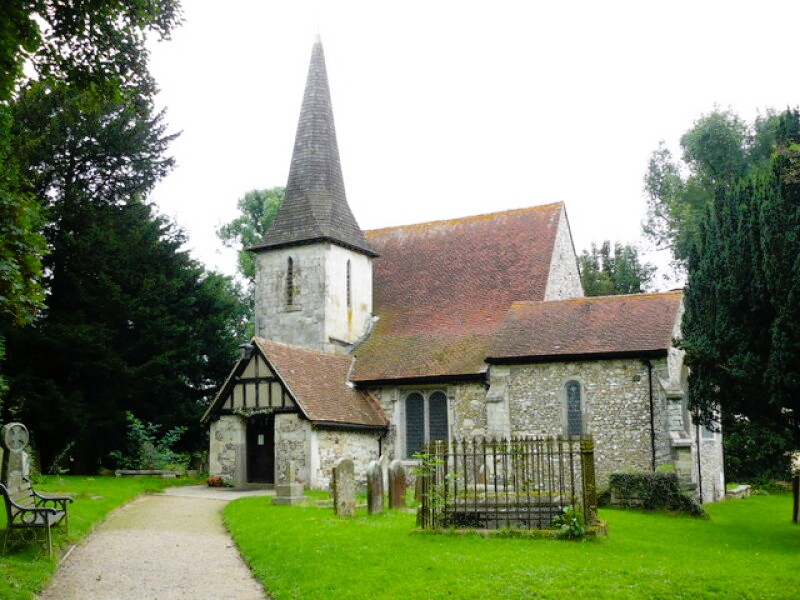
[146,0,800,287]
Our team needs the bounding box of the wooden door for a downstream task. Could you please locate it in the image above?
[247,414,275,483]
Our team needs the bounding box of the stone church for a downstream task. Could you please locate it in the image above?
[202,38,725,503]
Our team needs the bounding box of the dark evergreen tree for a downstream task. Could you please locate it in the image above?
[682,110,800,480]
[3,81,241,471]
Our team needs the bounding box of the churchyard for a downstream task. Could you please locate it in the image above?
[0,476,198,600]
[2,474,796,599]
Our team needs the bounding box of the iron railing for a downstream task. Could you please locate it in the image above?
[417,436,597,530]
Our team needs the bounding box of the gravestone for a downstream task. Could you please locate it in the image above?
[332,459,356,517]
[1,422,30,493]
[388,460,407,509]
[378,454,390,497]
[366,460,383,514]
[273,461,305,505]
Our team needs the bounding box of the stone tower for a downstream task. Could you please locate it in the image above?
[250,37,377,353]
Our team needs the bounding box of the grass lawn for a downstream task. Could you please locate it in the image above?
[224,493,800,599]
[0,475,197,600]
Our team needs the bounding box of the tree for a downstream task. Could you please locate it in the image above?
[643,109,782,267]
[0,0,181,416]
[216,187,284,337]
[578,241,655,296]
[5,200,243,470]
[0,0,181,101]
[2,80,242,471]
[0,105,45,327]
[217,188,284,281]
[681,110,800,480]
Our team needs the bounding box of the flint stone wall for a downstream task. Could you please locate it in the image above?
[314,428,380,490]
[209,415,246,484]
[254,244,372,352]
[543,206,584,301]
[275,413,311,485]
[502,358,671,489]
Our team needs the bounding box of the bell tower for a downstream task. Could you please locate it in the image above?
[250,37,377,353]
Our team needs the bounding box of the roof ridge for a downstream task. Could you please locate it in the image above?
[365,202,563,236]
[509,290,683,308]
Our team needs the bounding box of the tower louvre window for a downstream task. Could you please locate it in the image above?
[286,257,295,306]
[346,259,352,309]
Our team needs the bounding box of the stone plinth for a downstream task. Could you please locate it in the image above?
[273,462,305,505]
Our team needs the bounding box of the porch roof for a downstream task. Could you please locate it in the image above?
[252,338,388,428]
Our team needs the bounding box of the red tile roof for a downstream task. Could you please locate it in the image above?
[254,338,387,427]
[351,204,564,381]
[488,291,683,361]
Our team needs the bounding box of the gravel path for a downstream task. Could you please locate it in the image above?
[38,488,271,600]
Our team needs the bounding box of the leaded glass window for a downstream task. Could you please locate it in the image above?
[405,390,449,457]
[428,391,449,442]
[566,380,583,437]
[405,393,425,456]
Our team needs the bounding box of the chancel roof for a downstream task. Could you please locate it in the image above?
[253,338,387,428]
[487,291,683,362]
[350,204,564,382]
[250,37,376,257]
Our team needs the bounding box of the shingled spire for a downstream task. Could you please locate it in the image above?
[252,36,376,257]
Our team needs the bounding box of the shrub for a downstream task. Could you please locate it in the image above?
[108,411,188,470]
[551,506,586,539]
[609,472,706,517]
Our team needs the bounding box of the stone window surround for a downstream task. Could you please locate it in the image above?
[559,376,589,437]
[283,256,301,312]
[398,389,450,459]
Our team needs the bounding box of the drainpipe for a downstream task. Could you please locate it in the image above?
[695,417,704,504]
[645,359,656,472]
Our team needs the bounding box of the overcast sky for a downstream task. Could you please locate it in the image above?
[146,1,799,286]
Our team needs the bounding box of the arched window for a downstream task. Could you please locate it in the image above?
[565,380,583,436]
[346,259,352,309]
[286,257,294,306]
[404,390,449,457]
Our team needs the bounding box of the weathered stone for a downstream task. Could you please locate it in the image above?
[273,461,305,505]
[378,454,389,494]
[388,460,407,509]
[332,459,356,517]
[366,460,383,514]
[314,429,380,489]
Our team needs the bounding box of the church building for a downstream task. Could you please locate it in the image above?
[202,38,725,503]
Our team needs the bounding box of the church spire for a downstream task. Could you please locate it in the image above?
[252,37,376,257]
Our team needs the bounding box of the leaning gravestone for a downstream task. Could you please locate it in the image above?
[332,459,356,517]
[366,460,383,514]
[1,422,30,493]
[388,460,407,509]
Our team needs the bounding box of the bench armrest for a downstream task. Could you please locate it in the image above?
[23,477,74,507]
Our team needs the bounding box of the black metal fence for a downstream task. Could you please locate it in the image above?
[417,436,597,531]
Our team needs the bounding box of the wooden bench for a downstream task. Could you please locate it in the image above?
[1,480,71,557]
